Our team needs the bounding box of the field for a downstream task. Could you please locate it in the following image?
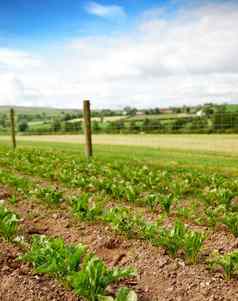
[0,135,238,300]
[1,133,238,154]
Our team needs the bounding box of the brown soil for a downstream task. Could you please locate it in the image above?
[1,186,238,301]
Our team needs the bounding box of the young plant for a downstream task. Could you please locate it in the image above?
[20,235,86,277]
[208,250,238,280]
[36,186,64,205]
[71,193,103,221]
[159,194,174,214]
[158,220,186,257]
[183,231,205,264]
[0,205,19,241]
[68,254,136,301]
[204,205,226,228]
[223,212,238,237]
[145,194,159,211]
[104,207,137,238]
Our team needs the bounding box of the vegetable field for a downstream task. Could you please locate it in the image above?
[0,142,238,300]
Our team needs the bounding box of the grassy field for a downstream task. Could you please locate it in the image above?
[0,134,237,175]
[0,133,237,154]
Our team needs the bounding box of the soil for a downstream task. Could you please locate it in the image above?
[1,186,238,301]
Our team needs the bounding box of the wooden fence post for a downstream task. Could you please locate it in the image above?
[83,100,93,158]
[10,108,16,150]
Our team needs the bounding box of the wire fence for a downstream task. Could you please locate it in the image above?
[1,109,238,136]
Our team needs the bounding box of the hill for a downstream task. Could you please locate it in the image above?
[0,106,81,116]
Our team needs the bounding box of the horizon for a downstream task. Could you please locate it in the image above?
[0,101,236,112]
[1,0,238,109]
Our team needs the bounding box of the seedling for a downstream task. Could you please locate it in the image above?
[20,235,86,277]
[71,193,103,221]
[208,250,238,280]
[0,205,19,241]
[223,212,238,237]
[68,254,136,301]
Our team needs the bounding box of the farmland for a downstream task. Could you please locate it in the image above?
[0,136,238,300]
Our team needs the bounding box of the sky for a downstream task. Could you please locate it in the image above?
[0,0,238,109]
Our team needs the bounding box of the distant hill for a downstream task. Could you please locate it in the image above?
[0,106,81,116]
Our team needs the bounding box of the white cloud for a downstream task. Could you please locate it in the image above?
[85,2,126,19]
[1,2,238,109]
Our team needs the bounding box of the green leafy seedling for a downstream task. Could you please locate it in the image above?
[0,205,19,241]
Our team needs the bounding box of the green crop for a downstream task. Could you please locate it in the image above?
[68,254,136,301]
[19,235,137,300]
[104,207,138,238]
[35,186,64,205]
[71,193,103,221]
[0,204,19,241]
[223,212,238,237]
[158,220,205,262]
[158,220,186,257]
[145,194,159,210]
[159,193,174,214]
[20,235,86,277]
[183,231,205,264]
[208,250,238,280]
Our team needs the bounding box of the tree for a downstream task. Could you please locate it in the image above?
[123,107,137,116]
[92,120,100,133]
[18,120,29,132]
[51,118,61,132]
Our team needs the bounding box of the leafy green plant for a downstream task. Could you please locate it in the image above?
[223,212,238,237]
[68,254,136,301]
[158,220,186,257]
[204,205,226,227]
[0,205,19,240]
[183,231,205,264]
[104,207,138,238]
[36,186,64,205]
[20,235,86,277]
[72,193,103,221]
[208,250,238,280]
[145,194,159,210]
[159,194,174,214]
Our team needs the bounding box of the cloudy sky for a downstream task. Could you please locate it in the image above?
[0,0,238,109]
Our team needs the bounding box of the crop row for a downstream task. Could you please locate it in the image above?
[1,200,238,282]
[0,167,206,263]
[0,152,238,238]
[2,166,238,279]
[0,202,137,301]
[0,146,237,213]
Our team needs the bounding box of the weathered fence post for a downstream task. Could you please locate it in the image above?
[10,108,16,150]
[83,100,93,158]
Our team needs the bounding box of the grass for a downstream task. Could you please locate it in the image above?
[0,134,237,155]
[0,134,238,175]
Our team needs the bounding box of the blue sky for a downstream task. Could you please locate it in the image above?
[0,0,238,108]
[0,0,178,48]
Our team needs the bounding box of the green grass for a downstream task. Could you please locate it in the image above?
[1,138,238,176]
